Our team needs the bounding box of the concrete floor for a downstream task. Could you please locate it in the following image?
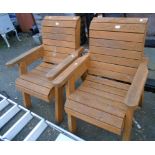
[144,47,155,79]
[0,33,155,140]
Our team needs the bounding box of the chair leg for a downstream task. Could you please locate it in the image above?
[122,109,134,141]
[22,92,31,108]
[55,87,63,123]
[68,114,77,133]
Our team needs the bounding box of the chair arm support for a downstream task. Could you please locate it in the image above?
[46,47,84,80]
[124,62,148,108]
[6,45,44,67]
[52,53,90,87]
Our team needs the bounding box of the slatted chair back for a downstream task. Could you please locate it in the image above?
[89,17,148,83]
[42,16,81,64]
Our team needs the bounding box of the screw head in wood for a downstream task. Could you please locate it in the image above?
[115,25,121,29]
[55,22,59,26]
[71,54,75,58]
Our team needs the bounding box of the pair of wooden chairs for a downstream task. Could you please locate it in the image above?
[6,16,148,140]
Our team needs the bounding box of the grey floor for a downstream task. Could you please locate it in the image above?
[0,33,155,140]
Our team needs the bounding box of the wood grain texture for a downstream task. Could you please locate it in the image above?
[124,62,148,108]
[52,54,90,87]
[46,47,83,80]
[90,46,142,60]
[90,30,144,42]
[42,27,75,35]
[90,22,146,33]
[6,45,44,67]
[92,17,148,24]
[65,17,148,140]
[90,38,143,51]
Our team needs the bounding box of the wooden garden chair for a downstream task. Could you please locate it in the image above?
[52,17,149,140]
[6,16,83,123]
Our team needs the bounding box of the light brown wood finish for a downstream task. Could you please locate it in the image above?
[46,47,84,80]
[68,114,77,133]
[6,16,81,123]
[52,54,90,87]
[6,45,44,67]
[55,87,63,123]
[18,61,32,108]
[124,62,148,108]
[63,17,148,140]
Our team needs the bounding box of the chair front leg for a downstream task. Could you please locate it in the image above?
[68,114,77,133]
[19,62,32,108]
[122,109,134,141]
[22,92,31,108]
[55,87,64,123]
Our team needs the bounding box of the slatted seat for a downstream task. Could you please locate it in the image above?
[6,16,82,123]
[16,62,56,102]
[65,75,129,135]
[52,17,149,140]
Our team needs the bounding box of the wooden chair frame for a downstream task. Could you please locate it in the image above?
[52,17,149,140]
[52,53,148,140]
[6,16,83,123]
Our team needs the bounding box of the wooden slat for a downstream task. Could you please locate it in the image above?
[52,54,90,87]
[90,30,144,42]
[16,78,50,96]
[88,67,132,82]
[42,20,77,28]
[16,84,49,102]
[90,53,141,68]
[20,73,53,89]
[39,62,56,69]
[90,38,143,51]
[42,27,75,35]
[42,33,75,42]
[90,61,137,75]
[43,56,63,64]
[44,16,80,21]
[86,75,130,91]
[6,45,43,67]
[90,46,142,60]
[90,22,146,33]
[31,69,49,78]
[35,65,51,73]
[43,39,76,49]
[43,45,74,54]
[69,89,126,113]
[125,62,148,107]
[83,80,127,97]
[65,99,124,129]
[28,70,51,82]
[46,48,83,80]
[66,107,122,135]
[88,67,133,83]
[92,17,148,24]
[44,51,68,58]
[78,85,126,105]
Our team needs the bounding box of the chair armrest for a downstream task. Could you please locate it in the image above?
[52,53,90,87]
[6,45,44,67]
[46,47,84,80]
[124,61,148,108]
